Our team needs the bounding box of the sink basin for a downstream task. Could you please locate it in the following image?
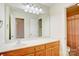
[20,38,45,45]
[20,39,38,44]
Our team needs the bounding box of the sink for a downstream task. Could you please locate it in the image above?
[20,39,38,44]
[20,38,45,45]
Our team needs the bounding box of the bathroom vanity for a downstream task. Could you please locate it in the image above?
[0,39,60,56]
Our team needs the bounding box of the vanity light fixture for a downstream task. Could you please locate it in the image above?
[23,3,43,15]
[24,9,28,12]
[39,8,43,13]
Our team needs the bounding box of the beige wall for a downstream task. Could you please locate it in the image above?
[49,3,74,56]
[0,4,5,45]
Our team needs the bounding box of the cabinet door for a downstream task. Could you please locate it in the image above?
[35,50,46,56]
[51,46,59,56]
[46,48,52,56]
[54,46,59,56]
[51,48,55,56]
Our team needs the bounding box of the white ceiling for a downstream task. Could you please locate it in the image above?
[41,3,75,8]
[41,3,54,7]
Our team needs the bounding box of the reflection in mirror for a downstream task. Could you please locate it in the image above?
[9,15,11,40]
[0,20,3,28]
[16,18,24,38]
[38,19,42,37]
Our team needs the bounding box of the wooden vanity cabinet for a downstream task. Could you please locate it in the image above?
[34,44,46,56]
[0,41,60,56]
[46,41,60,56]
[24,53,35,56]
[46,48,52,56]
[52,46,59,56]
[35,50,46,56]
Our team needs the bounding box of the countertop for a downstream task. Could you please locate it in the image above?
[0,38,59,53]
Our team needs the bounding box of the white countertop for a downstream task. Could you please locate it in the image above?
[0,39,59,53]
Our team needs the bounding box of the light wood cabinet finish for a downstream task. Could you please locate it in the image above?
[46,42,59,56]
[0,41,60,56]
[24,53,35,56]
[46,48,52,56]
[3,47,35,56]
[34,44,45,52]
[35,50,46,56]
[46,41,59,49]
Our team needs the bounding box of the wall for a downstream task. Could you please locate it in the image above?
[49,3,74,56]
[0,4,5,45]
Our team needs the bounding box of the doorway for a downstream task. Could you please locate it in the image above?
[16,18,24,38]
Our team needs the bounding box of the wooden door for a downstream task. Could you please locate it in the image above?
[16,18,24,38]
[67,17,72,47]
[67,4,79,56]
[67,15,79,55]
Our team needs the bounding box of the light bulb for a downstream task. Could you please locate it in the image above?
[26,5,30,8]
[39,8,42,12]
[24,9,28,12]
[31,6,34,10]
[33,11,36,14]
[36,11,39,15]
[29,10,32,13]
[35,7,39,11]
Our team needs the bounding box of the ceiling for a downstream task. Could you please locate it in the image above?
[42,3,75,8]
[41,3,54,7]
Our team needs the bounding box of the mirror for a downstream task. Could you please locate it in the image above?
[5,3,51,43]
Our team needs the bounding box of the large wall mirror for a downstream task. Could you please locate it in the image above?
[5,4,50,42]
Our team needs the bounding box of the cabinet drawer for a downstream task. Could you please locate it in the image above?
[51,46,59,56]
[46,41,59,49]
[46,48,52,56]
[34,44,45,52]
[3,47,34,56]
